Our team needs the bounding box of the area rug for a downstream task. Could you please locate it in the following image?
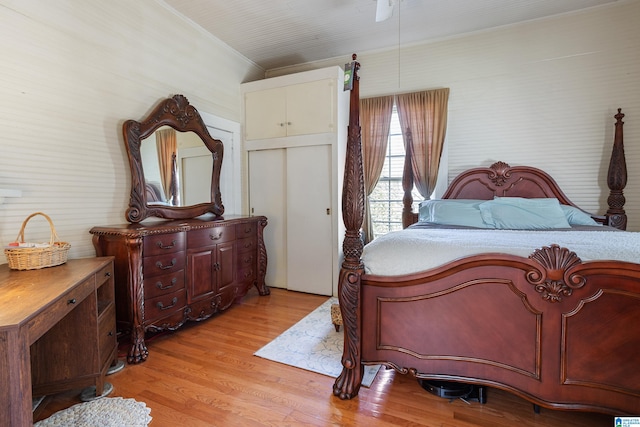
[35,397,152,427]
[254,297,381,387]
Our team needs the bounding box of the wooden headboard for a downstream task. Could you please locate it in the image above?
[401,112,628,230]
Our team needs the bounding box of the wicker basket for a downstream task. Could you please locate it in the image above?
[4,212,71,270]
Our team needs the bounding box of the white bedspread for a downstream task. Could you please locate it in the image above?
[362,227,640,276]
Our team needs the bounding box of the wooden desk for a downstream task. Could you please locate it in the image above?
[0,257,117,427]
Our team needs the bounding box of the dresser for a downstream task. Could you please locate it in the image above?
[0,257,117,427]
[90,215,268,363]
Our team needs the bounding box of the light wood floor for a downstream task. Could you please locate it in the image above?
[35,287,614,426]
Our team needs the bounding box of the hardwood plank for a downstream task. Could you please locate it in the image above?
[34,288,614,426]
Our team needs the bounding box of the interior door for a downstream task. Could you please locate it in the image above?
[207,126,235,214]
[248,149,287,289]
[179,146,212,206]
[286,145,333,295]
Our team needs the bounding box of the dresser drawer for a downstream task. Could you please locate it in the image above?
[238,266,256,285]
[143,232,186,256]
[236,221,257,239]
[237,236,257,254]
[188,226,235,247]
[144,290,187,323]
[143,270,185,299]
[238,251,256,269]
[143,252,185,277]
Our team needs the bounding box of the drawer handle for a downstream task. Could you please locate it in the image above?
[209,231,223,240]
[156,277,177,290]
[244,227,253,233]
[243,270,253,278]
[67,298,77,305]
[243,241,253,249]
[157,297,178,310]
[244,256,253,264]
[108,331,114,337]
[104,271,112,278]
[213,262,221,271]
[156,258,177,270]
[157,239,177,250]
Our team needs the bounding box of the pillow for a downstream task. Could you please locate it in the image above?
[479,197,571,229]
[560,205,601,226]
[418,199,492,228]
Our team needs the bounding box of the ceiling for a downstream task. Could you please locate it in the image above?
[162,0,619,71]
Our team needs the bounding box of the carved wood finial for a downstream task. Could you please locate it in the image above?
[402,128,415,228]
[162,94,198,128]
[526,245,585,302]
[606,108,627,230]
[342,54,364,269]
[488,161,511,186]
[336,54,365,402]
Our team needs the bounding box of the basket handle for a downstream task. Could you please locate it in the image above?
[15,212,60,246]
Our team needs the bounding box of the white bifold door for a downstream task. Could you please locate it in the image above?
[248,144,333,296]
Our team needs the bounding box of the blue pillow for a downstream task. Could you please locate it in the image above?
[479,197,571,229]
[560,205,601,226]
[419,199,492,228]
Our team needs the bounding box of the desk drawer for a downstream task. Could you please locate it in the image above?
[27,275,95,342]
[188,226,235,248]
[99,305,117,369]
[95,262,114,287]
[143,232,185,256]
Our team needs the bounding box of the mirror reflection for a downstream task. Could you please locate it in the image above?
[141,126,213,207]
[123,94,224,223]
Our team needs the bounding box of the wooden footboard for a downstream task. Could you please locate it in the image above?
[335,246,640,415]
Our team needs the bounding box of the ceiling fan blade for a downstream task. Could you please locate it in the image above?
[375,0,396,22]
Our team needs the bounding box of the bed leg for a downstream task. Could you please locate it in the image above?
[477,386,487,404]
[333,267,364,400]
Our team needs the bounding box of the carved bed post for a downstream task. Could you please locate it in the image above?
[606,108,627,230]
[402,128,417,228]
[333,54,366,400]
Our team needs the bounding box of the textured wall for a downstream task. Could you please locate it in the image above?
[0,0,263,263]
[267,1,640,230]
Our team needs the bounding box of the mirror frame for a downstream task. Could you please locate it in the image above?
[123,94,224,222]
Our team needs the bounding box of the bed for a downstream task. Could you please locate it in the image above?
[333,56,640,416]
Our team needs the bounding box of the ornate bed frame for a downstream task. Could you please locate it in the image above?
[333,55,639,415]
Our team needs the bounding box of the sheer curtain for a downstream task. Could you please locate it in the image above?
[155,128,177,203]
[360,95,394,243]
[395,88,450,199]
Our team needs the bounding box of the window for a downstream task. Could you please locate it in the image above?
[369,106,421,238]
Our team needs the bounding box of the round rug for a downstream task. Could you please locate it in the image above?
[35,397,152,427]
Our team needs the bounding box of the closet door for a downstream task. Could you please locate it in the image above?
[286,145,333,296]
[248,149,287,289]
[285,79,335,136]
[244,88,286,140]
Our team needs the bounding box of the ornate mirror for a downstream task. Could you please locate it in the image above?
[123,95,224,222]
